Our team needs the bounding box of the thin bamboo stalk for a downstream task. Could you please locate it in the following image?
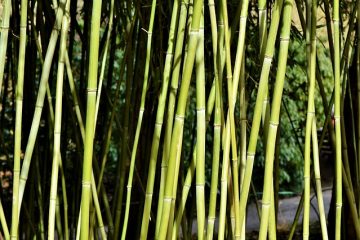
[139,0,180,237]
[10,0,27,238]
[303,0,317,237]
[258,0,293,238]
[238,0,285,233]
[18,0,66,210]
[157,0,203,237]
[79,0,102,238]
[195,10,206,239]
[94,0,115,129]
[206,0,221,238]
[48,0,70,238]
[0,0,11,97]
[119,0,157,239]
[311,118,329,239]
[154,0,190,237]
[333,0,342,237]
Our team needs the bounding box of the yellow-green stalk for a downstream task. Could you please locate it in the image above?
[0,0,11,97]
[195,10,206,239]
[154,0,190,237]
[10,0,27,238]
[47,0,70,238]
[157,0,203,237]
[238,0,284,233]
[79,0,102,238]
[139,0,179,237]
[258,0,293,238]
[119,0,157,239]
[333,0,342,237]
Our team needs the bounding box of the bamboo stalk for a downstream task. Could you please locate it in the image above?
[333,0,342,237]
[10,0,27,238]
[79,0,102,238]
[206,0,221,238]
[311,118,329,239]
[0,0,11,97]
[238,0,285,233]
[154,0,189,237]
[195,10,206,239]
[157,0,203,237]
[139,0,179,237]
[18,0,66,210]
[303,0,317,237]
[48,0,70,238]
[258,0,293,238]
[119,0,157,239]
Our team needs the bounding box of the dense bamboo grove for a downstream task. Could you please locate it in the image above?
[0,0,359,239]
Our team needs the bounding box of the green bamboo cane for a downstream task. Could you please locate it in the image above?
[170,77,217,240]
[0,0,11,97]
[157,0,203,237]
[218,0,245,237]
[311,118,329,239]
[93,0,114,130]
[0,198,9,240]
[119,0,157,239]
[58,153,69,240]
[195,10,206,239]
[90,174,106,239]
[259,0,270,148]
[238,0,284,234]
[96,17,136,196]
[18,0,66,210]
[154,1,189,236]
[48,0,70,238]
[333,0,342,237]
[287,192,304,240]
[35,153,45,240]
[139,0,180,237]
[112,19,136,224]
[258,0,293,238]
[64,50,113,235]
[239,49,247,240]
[303,0,317,237]
[206,0,221,238]
[79,0,102,238]
[55,197,63,239]
[10,0,27,238]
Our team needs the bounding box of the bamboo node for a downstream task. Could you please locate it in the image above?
[82,181,91,188]
[280,36,290,41]
[175,115,185,121]
[87,88,97,93]
[189,30,199,35]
